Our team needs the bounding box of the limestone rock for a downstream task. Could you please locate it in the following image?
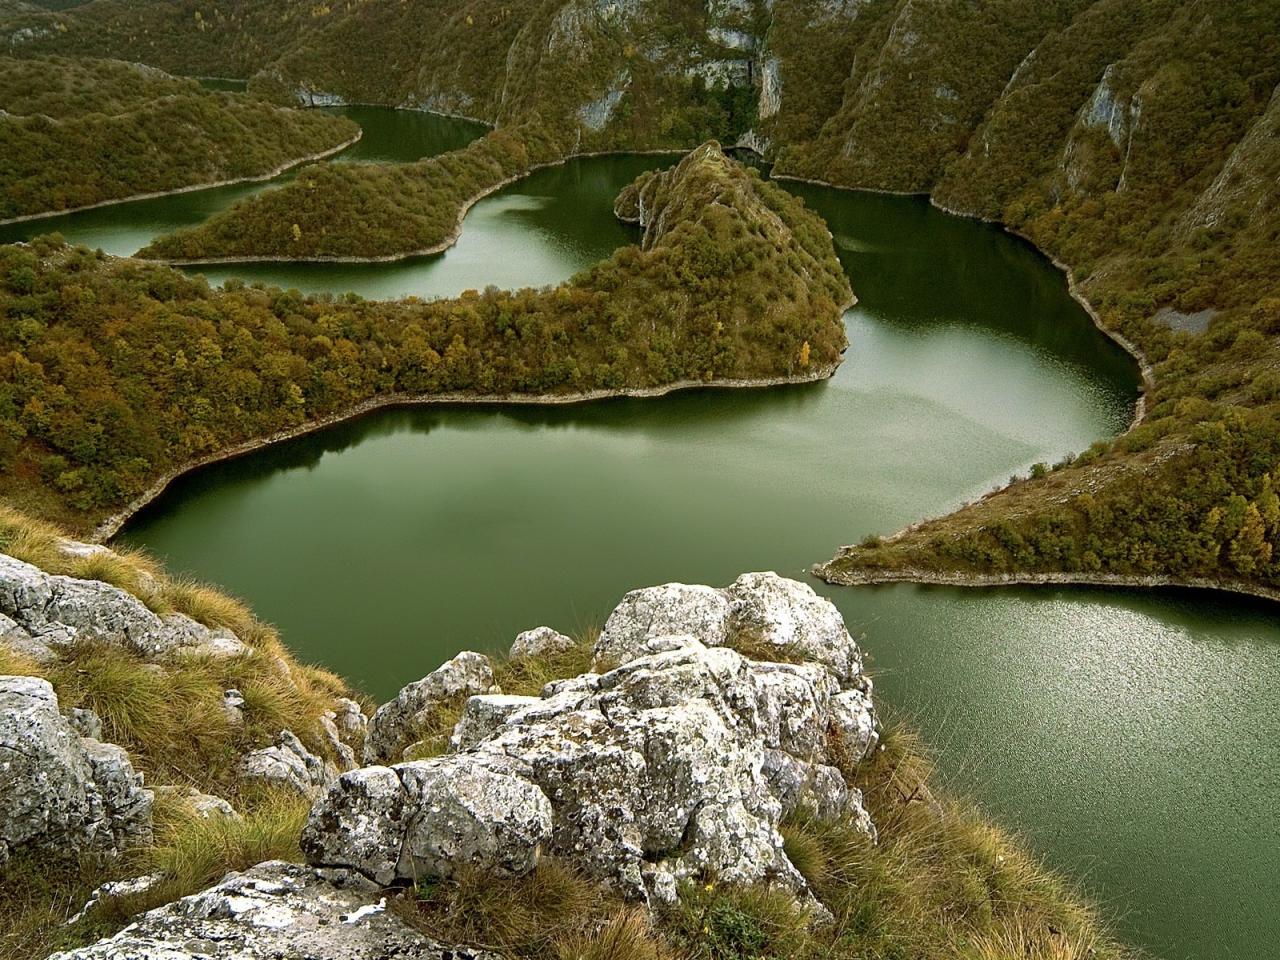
[67,706,103,740]
[301,766,407,886]
[154,785,241,821]
[240,729,332,797]
[726,572,865,683]
[594,583,731,669]
[48,861,502,960]
[303,755,552,885]
[223,688,246,725]
[450,693,539,752]
[0,675,152,865]
[0,553,249,661]
[595,572,867,686]
[364,651,494,764]
[68,872,165,925]
[308,592,878,907]
[509,625,576,661]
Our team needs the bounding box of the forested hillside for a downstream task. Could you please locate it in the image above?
[0,56,358,220]
[0,145,849,532]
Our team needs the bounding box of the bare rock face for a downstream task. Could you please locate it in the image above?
[0,675,152,866]
[241,730,334,797]
[593,582,732,668]
[305,756,553,885]
[304,576,880,909]
[509,625,576,660]
[0,553,249,661]
[364,651,495,764]
[596,571,869,685]
[47,860,502,960]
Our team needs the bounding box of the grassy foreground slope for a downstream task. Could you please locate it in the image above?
[0,517,1137,960]
[0,56,358,220]
[0,144,849,534]
[0,506,361,957]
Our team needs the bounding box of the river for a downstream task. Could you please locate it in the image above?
[4,104,1276,960]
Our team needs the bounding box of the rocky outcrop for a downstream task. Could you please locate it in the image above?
[364,651,495,764]
[0,553,249,662]
[509,625,576,660]
[47,861,502,960]
[596,571,869,684]
[0,675,152,866]
[241,729,334,797]
[302,575,879,909]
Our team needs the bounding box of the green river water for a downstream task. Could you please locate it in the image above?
[4,105,1277,960]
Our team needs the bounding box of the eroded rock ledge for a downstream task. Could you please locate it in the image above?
[305,573,878,910]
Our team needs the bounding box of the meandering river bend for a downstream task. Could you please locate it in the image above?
[4,106,1277,960]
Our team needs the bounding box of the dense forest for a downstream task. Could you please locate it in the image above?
[804,1,1280,592]
[0,144,849,531]
[0,56,357,220]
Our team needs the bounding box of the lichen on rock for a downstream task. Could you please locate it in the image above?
[302,574,880,911]
[0,675,152,866]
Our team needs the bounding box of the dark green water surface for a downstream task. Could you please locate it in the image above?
[7,107,1276,960]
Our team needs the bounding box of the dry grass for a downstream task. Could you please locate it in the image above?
[492,627,599,696]
[0,505,272,645]
[555,910,673,960]
[0,643,40,677]
[402,627,598,759]
[397,860,620,957]
[154,578,262,641]
[40,640,345,794]
[0,790,311,960]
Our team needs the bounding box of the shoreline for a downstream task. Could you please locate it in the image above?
[137,148,689,266]
[772,173,1156,431]
[0,131,364,226]
[771,171,1191,597]
[811,564,1280,606]
[90,362,841,542]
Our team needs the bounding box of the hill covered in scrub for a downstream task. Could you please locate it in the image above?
[0,539,1137,959]
[0,144,849,534]
[0,56,359,221]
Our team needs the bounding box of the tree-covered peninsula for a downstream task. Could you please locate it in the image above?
[0,143,850,533]
[0,56,359,221]
[136,122,571,262]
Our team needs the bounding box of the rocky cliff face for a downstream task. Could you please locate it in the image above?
[304,574,878,910]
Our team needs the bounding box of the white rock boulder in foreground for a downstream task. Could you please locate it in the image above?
[47,861,503,960]
[304,573,879,907]
[0,675,153,866]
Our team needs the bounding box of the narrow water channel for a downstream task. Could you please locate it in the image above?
[4,106,1276,960]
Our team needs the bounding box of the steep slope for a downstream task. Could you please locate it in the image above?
[811,1,1280,592]
[5,0,1280,593]
[2,557,1136,960]
[0,56,358,220]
